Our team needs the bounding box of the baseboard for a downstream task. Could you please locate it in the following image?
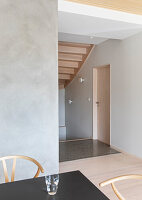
[111,145,142,161]
[110,145,124,153]
[60,138,92,143]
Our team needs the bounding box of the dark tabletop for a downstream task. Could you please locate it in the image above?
[0,171,109,200]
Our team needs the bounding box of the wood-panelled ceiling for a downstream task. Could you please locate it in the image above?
[58,42,94,89]
[66,0,142,15]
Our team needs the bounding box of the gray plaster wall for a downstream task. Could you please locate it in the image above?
[59,89,66,140]
[59,89,65,127]
[65,74,93,139]
[65,32,142,159]
[0,0,58,182]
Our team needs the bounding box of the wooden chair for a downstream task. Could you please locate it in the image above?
[99,175,142,200]
[0,155,44,183]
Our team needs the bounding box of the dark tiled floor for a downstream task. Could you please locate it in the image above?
[59,139,120,162]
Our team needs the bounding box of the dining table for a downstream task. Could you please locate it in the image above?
[0,170,109,200]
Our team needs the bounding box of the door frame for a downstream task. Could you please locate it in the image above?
[93,64,111,145]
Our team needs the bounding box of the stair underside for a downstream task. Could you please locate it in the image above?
[58,42,94,89]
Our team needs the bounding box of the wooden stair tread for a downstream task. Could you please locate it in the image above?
[58,42,94,89]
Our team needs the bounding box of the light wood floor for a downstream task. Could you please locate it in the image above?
[60,153,142,199]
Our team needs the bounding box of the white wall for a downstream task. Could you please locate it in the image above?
[59,89,66,140]
[0,0,58,182]
[66,32,142,159]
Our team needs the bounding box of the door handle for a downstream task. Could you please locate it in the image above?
[96,102,99,105]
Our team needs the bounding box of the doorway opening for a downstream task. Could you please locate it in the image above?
[58,44,119,162]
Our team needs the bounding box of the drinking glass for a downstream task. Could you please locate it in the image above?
[45,174,59,195]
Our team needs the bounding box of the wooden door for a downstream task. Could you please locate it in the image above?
[93,66,110,145]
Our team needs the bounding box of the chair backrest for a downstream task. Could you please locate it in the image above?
[0,155,44,183]
[99,174,142,200]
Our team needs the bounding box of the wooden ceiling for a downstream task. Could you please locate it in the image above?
[58,42,94,89]
[66,0,142,15]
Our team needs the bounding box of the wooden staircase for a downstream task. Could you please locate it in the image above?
[58,42,94,89]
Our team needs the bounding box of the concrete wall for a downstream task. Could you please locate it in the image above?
[0,0,58,182]
[66,32,142,159]
[59,89,66,140]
